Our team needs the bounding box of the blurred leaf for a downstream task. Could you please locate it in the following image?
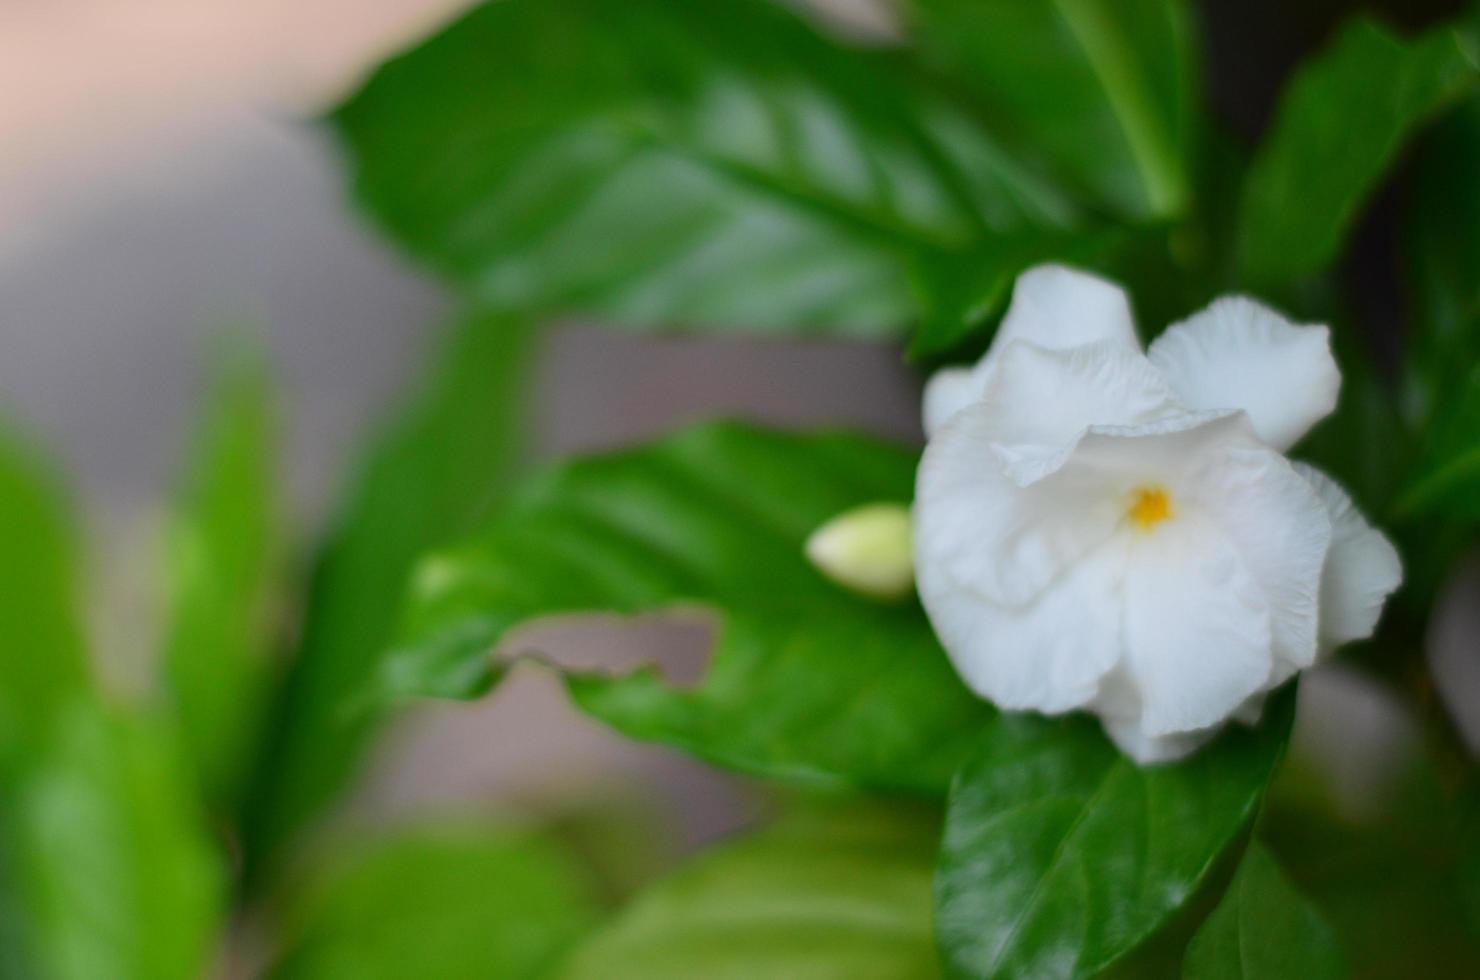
[0,430,88,762]
[272,825,599,980]
[242,312,536,877]
[384,422,992,795]
[1237,17,1478,286]
[1182,842,1343,980]
[1296,335,1411,518]
[903,0,1197,220]
[8,702,224,980]
[1394,363,1480,521]
[0,430,224,980]
[935,690,1294,980]
[561,802,941,979]
[333,0,1078,337]
[162,340,278,809]
[1403,97,1480,423]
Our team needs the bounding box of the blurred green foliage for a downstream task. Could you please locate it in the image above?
[3,0,1480,976]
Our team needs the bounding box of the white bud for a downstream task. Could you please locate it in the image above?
[805,503,914,602]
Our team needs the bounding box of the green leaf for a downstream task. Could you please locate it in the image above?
[162,340,279,809]
[1404,96,1480,421]
[1182,842,1343,980]
[0,430,88,763]
[7,702,224,980]
[385,422,992,795]
[935,690,1295,980]
[1393,364,1480,521]
[904,0,1197,220]
[333,0,1078,337]
[242,312,536,877]
[561,803,941,979]
[271,825,599,980]
[1237,17,1478,286]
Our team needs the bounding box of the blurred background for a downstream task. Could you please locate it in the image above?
[1,0,1475,901]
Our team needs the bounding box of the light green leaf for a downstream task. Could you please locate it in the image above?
[242,312,536,877]
[561,803,941,979]
[0,430,88,763]
[8,702,224,980]
[384,422,992,795]
[162,340,278,809]
[1237,17,1478,286]
[333,0,1078,337]
[271,826,599,980]
[1182,842,1343,980]
[904,0,1197,220]
[935,691,1295,980]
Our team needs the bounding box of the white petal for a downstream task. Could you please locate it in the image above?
[915,396,1134,607]
[1294,463,1403,650]
[990,264,1140,356]
[920,264,1140,436]
[1148,296,1340,451]
[1187,445,1332,684]
[1122,514,1274,737]
[917,536,1127,714]
[1100,715,1219,765]
[922,367,979,437]
[973,340,1182,457]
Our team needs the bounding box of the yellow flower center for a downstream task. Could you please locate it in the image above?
[1127,485,1173,531]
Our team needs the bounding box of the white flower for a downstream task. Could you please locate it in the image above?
[915,264,1402,764]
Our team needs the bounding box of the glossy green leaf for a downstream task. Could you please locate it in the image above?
[1237,17,1478,286]
[162,341,278,809]
[334,0,1078,337]
[561,803,941,979]
[8,702,224,980]
[904,0,1196,220]
[935,691,1295,980]
[1182,842,1343,980]
[271,826,599,980]
[384,422,992,795]
[0,430,88,763]
[242,312,536,876]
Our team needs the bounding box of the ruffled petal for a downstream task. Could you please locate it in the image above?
[1121,513,1274,737]
[1294,463,1403,650]
[972,340,1182,456]
[915,403,1125,606]
[1148,296,1339,451]
[1186,444,1331,684]
[920,264,1140,436]
[917,536,1127,714]
[991,264,1140,356]
[1100,716,1220,765]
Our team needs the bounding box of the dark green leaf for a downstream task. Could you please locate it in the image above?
[935,690,1295,980]
[1237,17,1478,286]
[1393,364,1480,521]
[562,802,941,979]
[334,0,1077,336]
[904,0,1197,220]
[0,430,88,762]
[8,702,224,980]
[271,825,599,980]
[384,422,992,795]
[1404,96,1480,422]
[1182,842,1343,980]
[242,312,536,876]
[162,340,279,808]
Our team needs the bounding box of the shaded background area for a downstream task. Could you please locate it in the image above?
[0,0,1472,871]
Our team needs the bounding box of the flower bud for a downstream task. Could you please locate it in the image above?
[805,503,914,602]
